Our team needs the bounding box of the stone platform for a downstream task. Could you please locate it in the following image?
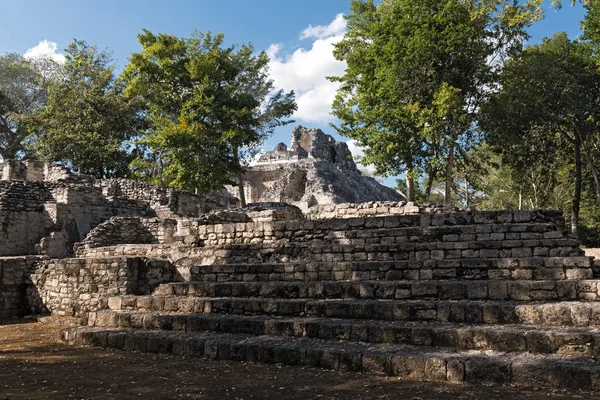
[36,208,600,390]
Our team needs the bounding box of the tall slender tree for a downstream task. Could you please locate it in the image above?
[481,33,600,235]
[329,0,544,203]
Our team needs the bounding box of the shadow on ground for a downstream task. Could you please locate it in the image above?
[0,320,596,400]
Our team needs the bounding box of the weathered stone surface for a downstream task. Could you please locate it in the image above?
[0,256,174,318]
[2,164,599,393]
[60,327,600,391]
[228,126,406,211]
[0,160,233,257]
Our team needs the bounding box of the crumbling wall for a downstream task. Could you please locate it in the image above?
[74,209,588,282]
[0,257,44,318]
[243,203,304,222]
[231,126,406,210]
[1,160,75,182]
[75,217,177,251]
[305,202,473,219]
[73,206,299,255]
[0,182,57,256]
[0,160,230,257]
[26,257,174,317]
[94,179,214,217]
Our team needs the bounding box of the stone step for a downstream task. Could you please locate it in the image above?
[195,226,578,249]
[189,241,584,265]
[189,214,571,246]
[155,279,600,302]
[183,257,593,282]
[60,326,600,391]
[106,296,600,327]
[87,309,600,357]
[79,235,583,264]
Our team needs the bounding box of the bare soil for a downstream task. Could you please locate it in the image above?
[0,318,597,400]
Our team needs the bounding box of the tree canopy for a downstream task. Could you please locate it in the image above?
[122,30,296,197]
[33,40,140,177]
[481,32,600,234]
[0,54,56,160]
[329,0,544,203]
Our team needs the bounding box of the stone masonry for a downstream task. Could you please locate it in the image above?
[53,206,600,391]
[228,126,406,211]
[0,159,232,257]
[3,160,600,391]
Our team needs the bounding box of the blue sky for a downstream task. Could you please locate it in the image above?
[0,0,588,184]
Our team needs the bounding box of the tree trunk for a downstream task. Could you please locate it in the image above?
[579,135,600,206]
[237,173,246,207]
[572,138,582,237]
[445,143,455,205]
[405,175,415,202]
[0,149,16,161]
[404,159,416,202]
[589,162,600,206]
[424,166,437,203]
[232,145,246,207]
[464,179,469,206]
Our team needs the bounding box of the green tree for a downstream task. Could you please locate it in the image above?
[122,30,296,201]
[0,54,56,160]
[463,143,572,211]
[34,40,139,177]
[583,0,600,47]
[329,0,543,203]
[481,33,600,235]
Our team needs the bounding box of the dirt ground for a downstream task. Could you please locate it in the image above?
[0,319,598,400]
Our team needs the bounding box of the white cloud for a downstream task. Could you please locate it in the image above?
[346,139,375,174]
[300,13,347,40]
[24,40,66,64]
[268,15,347,124]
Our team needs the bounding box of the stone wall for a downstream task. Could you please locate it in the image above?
[243,203,304,222]
[77,210,572,255]
[0,182,58,256]
[1,160,73,181]
[73,205,301,255]
[0,257,47,318]
[0,160,230,257]
[75,217,177,251]
[0,255,176,319]
[25,257,175,317]
[305,202,473,219]
[72,209,587,283]
[93,179,227,218]
[182,209,568,246]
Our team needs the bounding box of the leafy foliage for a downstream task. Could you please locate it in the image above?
[34,40,140,177]
[329,0,543,203]
[480,32,600,234]
[0,54,56,160]
[122,30,296,195]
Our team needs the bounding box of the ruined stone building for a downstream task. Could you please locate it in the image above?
[229,126,406,210]
[1,153,600,392]
[0,159,232,258]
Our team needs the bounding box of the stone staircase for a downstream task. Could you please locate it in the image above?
[60,210,600,391]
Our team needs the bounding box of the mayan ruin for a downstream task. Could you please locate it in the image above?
[229,126,406,211]
[0,152,598,395]
[3,1,600,398]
